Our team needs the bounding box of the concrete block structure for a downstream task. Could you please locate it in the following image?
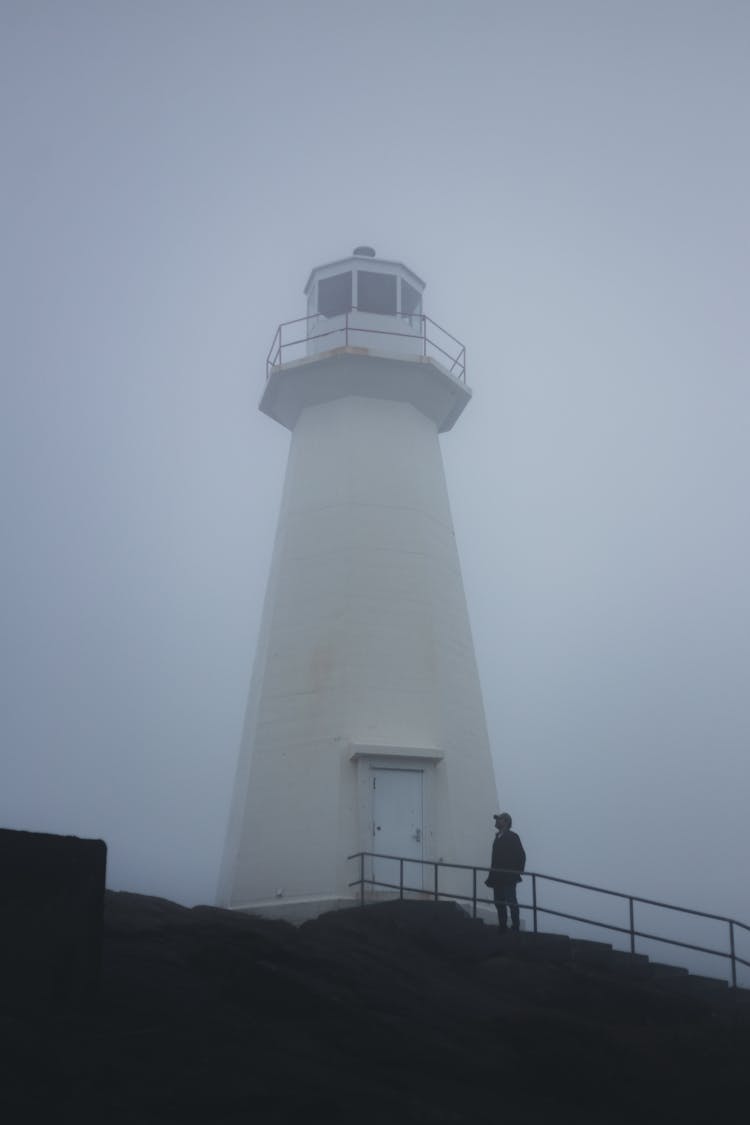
[0,827,107,1007]
[218,248,499,919]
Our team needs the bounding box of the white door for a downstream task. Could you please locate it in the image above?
[371,768,424,893]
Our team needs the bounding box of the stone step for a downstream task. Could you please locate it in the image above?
[647,962,690,979]
[728,986,750,1014]
[480,931,573,964]
[508,932,573,961]
[569,938,615,965]
[567,940,654,978]
[603,949,653,978]
[654,973,729,996]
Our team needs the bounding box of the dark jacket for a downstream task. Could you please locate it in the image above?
[485,830,526,887]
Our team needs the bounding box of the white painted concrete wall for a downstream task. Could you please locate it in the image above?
[218,373,499,913]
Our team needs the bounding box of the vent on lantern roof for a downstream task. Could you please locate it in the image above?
[353,246,376,257]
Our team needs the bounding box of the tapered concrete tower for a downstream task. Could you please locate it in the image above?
[218,248,499,918]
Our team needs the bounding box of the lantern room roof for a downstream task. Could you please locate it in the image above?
[303,249,425,296]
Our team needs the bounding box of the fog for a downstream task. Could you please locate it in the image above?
[2,0,748,962]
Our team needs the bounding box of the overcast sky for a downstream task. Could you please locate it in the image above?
[2,1,748,948]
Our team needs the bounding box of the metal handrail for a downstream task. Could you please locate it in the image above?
[347,851,750,988]
[266,309,466,382]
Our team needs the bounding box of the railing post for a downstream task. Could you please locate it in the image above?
[628,896,635,954]
[532,873,538,933]
[422,314,427,357]
[360,852,365,908]
[472,867,477,919]
[434,862,439,902]
[400,858,404,901]
[730,920,737,988]
[345,309,349,348]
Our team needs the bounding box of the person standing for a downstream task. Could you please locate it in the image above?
[485,812,526,932]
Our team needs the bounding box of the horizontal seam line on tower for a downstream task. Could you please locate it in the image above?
[288,501,454,529]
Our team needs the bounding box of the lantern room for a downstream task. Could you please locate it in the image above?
[304,247,425,359]
[261,247,469,432]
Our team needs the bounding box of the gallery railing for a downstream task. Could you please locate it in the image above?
[347,851,750,989]
[266,309,466,382]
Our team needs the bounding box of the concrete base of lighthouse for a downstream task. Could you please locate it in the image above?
[225,898,508,927]
[226,895,509,928]
[227,896,361,925]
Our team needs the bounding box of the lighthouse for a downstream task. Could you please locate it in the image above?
[218,248,499,919]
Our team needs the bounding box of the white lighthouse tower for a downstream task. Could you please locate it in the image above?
[218,247,499,919]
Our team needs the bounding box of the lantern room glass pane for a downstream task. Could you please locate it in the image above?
[318,272,353,317]
[357,270,397,315]
[401,279,422,317]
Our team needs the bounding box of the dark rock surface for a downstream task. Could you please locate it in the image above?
[2,892,748,1123]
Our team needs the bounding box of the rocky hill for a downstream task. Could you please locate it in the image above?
[2,893,748,1123]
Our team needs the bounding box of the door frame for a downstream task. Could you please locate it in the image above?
[349,744,443,895]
